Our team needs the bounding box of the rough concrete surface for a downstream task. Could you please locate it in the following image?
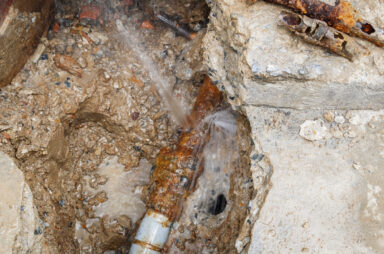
[203,0,384,253]
[0,151,42,253]
[204,0,384,110]
[247,108,384,253]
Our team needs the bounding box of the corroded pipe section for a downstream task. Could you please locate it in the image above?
[279,11,364,60]
[148,76,222,222]
[130,76,223,253]
[252,0,384,47]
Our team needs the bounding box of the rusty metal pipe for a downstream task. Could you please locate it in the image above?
[254,0,384,47]
[278,11,365,60]
[129,76,223,253]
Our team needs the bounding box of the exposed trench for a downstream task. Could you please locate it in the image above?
[0,0,273,253]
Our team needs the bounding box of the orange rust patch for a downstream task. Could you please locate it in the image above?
[128,75,145,88]
[296,0,307,14]
[190,76,222,127]
[133,239,163,252]
[1,132,10,139]
[81,31,94,44]
[332,0,357,33]
[140,20,155,30]
[189,32,198,40]
[53,22,60,33]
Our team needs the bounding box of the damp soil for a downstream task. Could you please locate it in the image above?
[0,0,254,253]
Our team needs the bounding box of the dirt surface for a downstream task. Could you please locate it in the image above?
[0,0,254,253]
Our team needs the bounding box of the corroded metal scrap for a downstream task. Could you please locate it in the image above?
[279,11,365,60]
[148,76,223,221]
[251,0,384,47]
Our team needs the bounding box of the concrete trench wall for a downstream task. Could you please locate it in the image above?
[202,0,384,253]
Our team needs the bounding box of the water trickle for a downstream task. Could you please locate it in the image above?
[164,108,251,253]
[191,109,239,222]
[115,19,189,127]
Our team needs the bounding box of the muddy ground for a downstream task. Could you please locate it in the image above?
[0,0,254,253]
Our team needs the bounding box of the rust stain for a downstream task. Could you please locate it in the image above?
[128,75,145,88]
[147,209,172,228]
[81,31,94,45]
[1,132,10,139]
[295,0,307,14]
[148,76,222,221]
[133,239,163,252]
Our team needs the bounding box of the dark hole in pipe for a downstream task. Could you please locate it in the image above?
[283,14,301,26]
[208,194,227,215]
[360,22,375,34]
[334,32,344,39]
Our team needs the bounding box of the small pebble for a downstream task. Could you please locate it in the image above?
[34,227,42,235]
[131,112,140,120]
[323,112,334,122]
[55,81,61,86]
[78,57,88,68]
[251,153,264,161]
[335,115,345,124]
[160,50,168,59]
[40,54,48,60]
[140,20,154,30]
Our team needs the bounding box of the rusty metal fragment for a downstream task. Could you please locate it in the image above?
[279,11,365,60]
[156,13,197,40]
[253,0,384,47]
